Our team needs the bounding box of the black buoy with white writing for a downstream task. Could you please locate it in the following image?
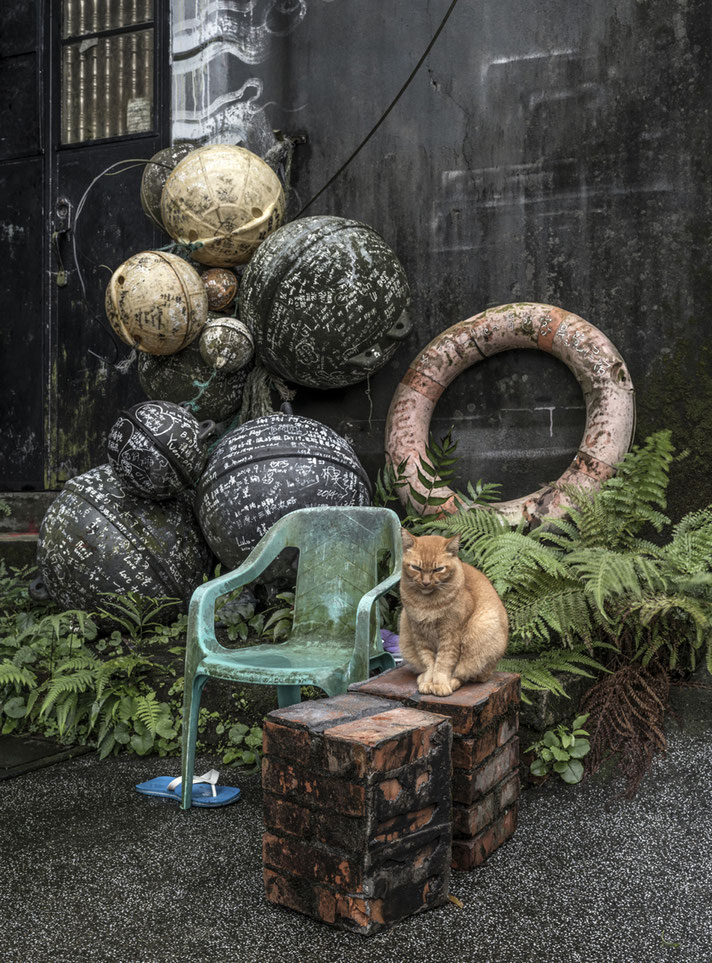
[36,465,213,618]
[240,215,412,389]
[107,400,215,500]
[195,407,372,568]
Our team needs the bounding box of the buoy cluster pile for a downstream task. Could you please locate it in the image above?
[38,140,407,613]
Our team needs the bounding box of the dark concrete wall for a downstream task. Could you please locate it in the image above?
[226,0,712,504]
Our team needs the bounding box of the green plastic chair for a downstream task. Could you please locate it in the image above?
[180,505,402,809]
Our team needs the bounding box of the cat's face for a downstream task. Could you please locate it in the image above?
[401,530,461,594]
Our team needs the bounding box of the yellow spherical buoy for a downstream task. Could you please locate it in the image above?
[105,251,208,356]
[160,145,285,267]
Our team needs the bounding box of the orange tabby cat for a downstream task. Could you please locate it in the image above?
[399,530,509,696]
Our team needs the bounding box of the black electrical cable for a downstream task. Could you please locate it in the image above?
[298,0,462,215]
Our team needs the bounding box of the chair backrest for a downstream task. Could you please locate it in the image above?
[282,506,401,642]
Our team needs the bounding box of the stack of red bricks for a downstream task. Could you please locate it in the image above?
[262,692,453,935]
[349,668,521,871]
[262,669,521,934]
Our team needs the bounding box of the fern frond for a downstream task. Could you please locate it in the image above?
[498,649,605,704]
[0,661,36,689]
[134,694,162,736]
[567,549,662,614]
[39,670,95,717]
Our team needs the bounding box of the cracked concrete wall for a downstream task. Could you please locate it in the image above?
[172,0,712,502]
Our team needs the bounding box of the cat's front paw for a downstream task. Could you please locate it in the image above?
[429,679,455,697]
[417,677,434,694]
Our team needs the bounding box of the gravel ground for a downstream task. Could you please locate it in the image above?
[2,724,711,963]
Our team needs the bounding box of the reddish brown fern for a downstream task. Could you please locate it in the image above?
[580,661,669,798]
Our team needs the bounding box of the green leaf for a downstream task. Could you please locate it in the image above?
[130,731,154,755]
[3,696,27,719]
[568,740,591,758]
[572,714,589,729]
[550,746,569,762]
[530,759,548,776]
[542,731,561,748]
[559,759,584,784]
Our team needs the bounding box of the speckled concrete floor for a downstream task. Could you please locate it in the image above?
[2,723,711,963]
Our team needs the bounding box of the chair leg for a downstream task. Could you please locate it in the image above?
[277,684,301,708]
[369,651,396,675]
[181,670,208,810]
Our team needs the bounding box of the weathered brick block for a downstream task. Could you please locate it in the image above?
[262,699,453,935]
[349,667,520,737]
[451,804,519,871]
[349,667,521,869]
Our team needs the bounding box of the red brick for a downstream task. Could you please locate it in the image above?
[452,770,520,838]
[267,693,398,732]
[497,770,520,811]
[452,737,519,805]
[349,667,521,736]
[262,721,311,763]
[372,805,439,845]
[263,832,362,890]
[263,867,445,936]
[453,792,497,837]
[452,711,519,769]
[322,708,450,778]
[262,757,366,816]
[451,804,519,870]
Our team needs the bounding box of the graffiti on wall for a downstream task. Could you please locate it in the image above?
[171,0,329,148]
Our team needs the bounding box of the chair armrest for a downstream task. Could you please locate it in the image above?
[188,523,292,654]
[352,567,402,669]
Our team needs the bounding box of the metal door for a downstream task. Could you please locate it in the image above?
[0,0,170,491]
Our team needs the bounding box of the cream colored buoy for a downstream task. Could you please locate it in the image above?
[105,251,208,355]
[199,314,254,372]
[160,145,284,267]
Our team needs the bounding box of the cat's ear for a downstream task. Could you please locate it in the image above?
[444,534,461,556]
[401,528,415,550]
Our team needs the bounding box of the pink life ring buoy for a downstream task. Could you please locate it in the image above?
[385,303,636,525]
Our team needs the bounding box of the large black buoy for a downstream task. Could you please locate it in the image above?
[36,465,213,617]
[239,215,412,388]
[107,401,215,501]
[138,340,249,422]
[195,407,372,567]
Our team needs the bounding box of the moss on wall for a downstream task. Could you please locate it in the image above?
[637,327,712,522]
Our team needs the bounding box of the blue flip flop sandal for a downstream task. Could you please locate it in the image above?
[135,768,241,807]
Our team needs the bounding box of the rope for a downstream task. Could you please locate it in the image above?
[298,0,462,214]
[183,369,219,414]
[237,363,296,424]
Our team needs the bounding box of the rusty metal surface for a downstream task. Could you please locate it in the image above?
[385,303,635,524]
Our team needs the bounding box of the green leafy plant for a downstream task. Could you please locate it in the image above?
[526,713,591,784]
[422,430,712,792]
[218,721,263,769]
[374,428,501,525]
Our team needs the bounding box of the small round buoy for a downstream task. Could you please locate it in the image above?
[240,215,412,388]
[140,143,195,232]
[105,251,208,355]
[138,339,249,422]
[160,145,285,267]
[36,465,213,618]
[199,315,254,373]
[195,408,372,567]
[201,268,239,311]
[107,400,215,500]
